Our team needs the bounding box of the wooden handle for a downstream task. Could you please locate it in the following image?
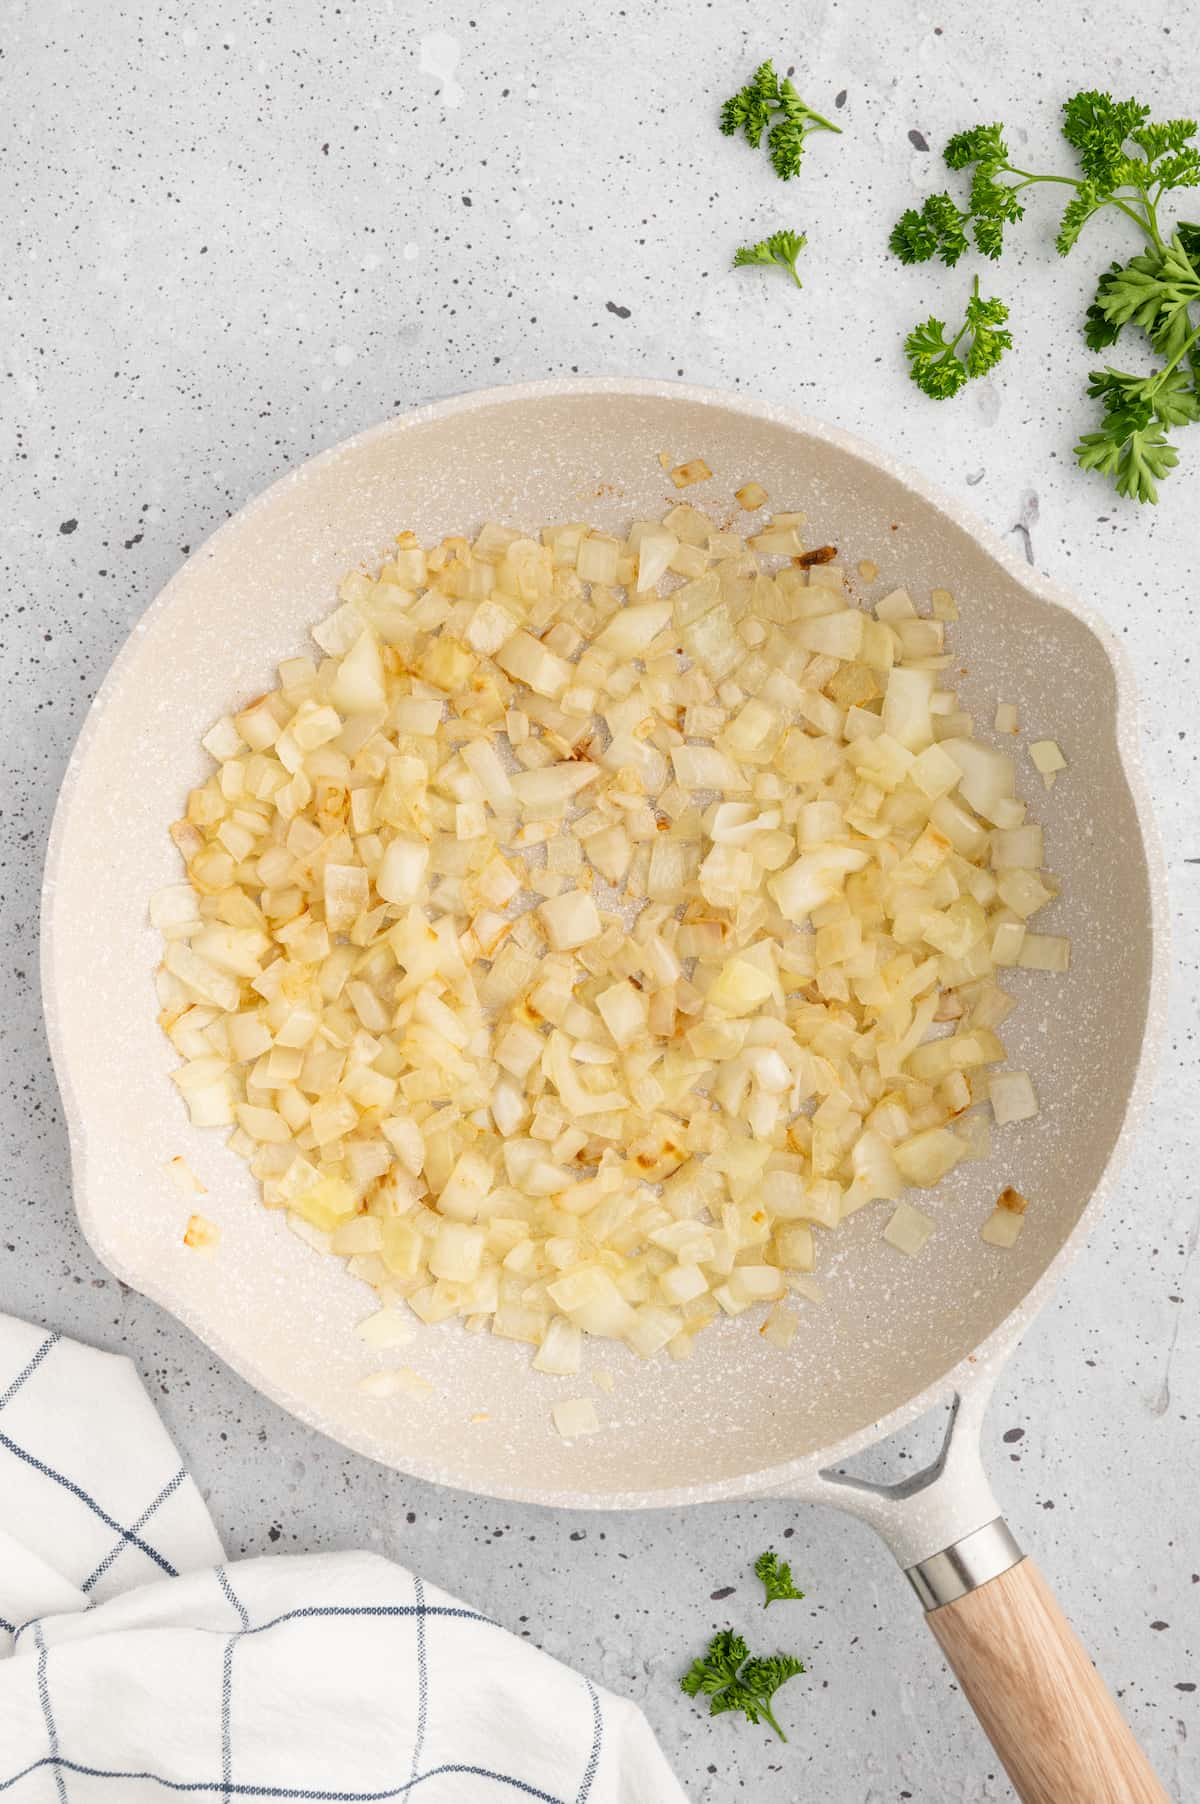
[928,1558,1171,1803]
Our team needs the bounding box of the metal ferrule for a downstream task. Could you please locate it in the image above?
[905,1517,1025,1612]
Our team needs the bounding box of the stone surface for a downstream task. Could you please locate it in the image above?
[1,2,1197,1798]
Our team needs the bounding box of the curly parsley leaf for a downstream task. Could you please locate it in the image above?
[1132,117,1200,162]
[1079,237,1200,405]
[1055,182,1106,256]
[1085,262,1129,351]
[944,122,1009,170]
[682,1629,748,1696]
[1075,417,1180,504]
[1095,251,1175,333]
[964,286,1013,374]
[733,228,807,289]
[719,59,839,180]
[968,164,1026,257]
[904,279,1012,398]
[1061,91,1152,187]
[1093,237,1200,358]
[890,192,969,266]
[720,60,780,148]
[1149,149,1200,192]
[755,1550,805,1606]
[1175,226,1200,367]
[892,122,1025,267]
[1153,372,1200,425]
[904,317,969,398]
[768,79,840,179]
[1059,93,1200,218]
[1103,366,1200,428]
[1095,363,1200,428]
[682,1631,806,1741]
[1075,347,1200,503]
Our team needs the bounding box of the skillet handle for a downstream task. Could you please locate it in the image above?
[925,1553,1171,1804]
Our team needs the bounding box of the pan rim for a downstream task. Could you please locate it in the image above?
[40,374,1172,1510]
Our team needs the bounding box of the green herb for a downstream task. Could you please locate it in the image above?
[904,277,1012,399]
[733,229,807,289]
[720,60,840,181]
[891,98,1200,268]
[754,1549,806,1605]
[1075,340,1200,502]
[681,1629,806,1742]
[1082,234,1200,359]
[890,192,971,267]
[890,90,1200,501]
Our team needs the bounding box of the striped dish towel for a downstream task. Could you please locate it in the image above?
[0,1314,686,1801]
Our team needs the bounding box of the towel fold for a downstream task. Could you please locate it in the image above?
[0,1313,687,1802]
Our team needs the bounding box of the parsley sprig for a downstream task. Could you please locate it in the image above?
[720,60,840,181]
[681,1630,806,1741]
[1075,328,1200,502]
[754,1549,806,1606]
[891,90,1200,502]
[904,277,1013,399]
[733,229,807,289]
[891,98,1200,268]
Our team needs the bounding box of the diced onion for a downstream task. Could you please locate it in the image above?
[894,1129,963,1187]
[183,1213,220,1252]
[1030,739,1067,775]
[760,1305,800,1349]
[155,465,1067,1380]
[165,1155,206,1196]
[988,1070,1039,1126]
[538,890,602,952]
[670,459,712,490]
[357,1308,415,1348]
[533,1316,583,1375]
[981,1187,1029,1247]
[1017,933,1070,972]
[882,1201,934,1255]
[552,1396,600,1438]
[981,1208,1024,1248]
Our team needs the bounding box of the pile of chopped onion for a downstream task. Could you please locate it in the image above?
[153,481,1068,1375]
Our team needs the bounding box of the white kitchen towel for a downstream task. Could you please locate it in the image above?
[0,1314,688,1801]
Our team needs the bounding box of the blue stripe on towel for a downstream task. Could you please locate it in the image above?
[33,1624,68,1804]
[0,1332,60,1413]
[408,1577,428,1787]
[0,1430,178,1578]
[0,1756,566,1801]
[575,1682,602,1803]
[228,1601,489,1638]
[82,1466,188,1593]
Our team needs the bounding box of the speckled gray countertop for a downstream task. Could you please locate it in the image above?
[2,2,1197,1797]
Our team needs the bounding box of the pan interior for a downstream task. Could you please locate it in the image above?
[44,387,1153,1502]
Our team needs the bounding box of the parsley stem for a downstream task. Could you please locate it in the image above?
[1001,165,1162,249]
[1003,167,1079,188]
[946,274,980,355]
[1142,192,1164,247]
[1157,322,1200,383]
[1107,193,1162,249]
[760,1704,788,1743]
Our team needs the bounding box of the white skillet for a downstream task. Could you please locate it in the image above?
[42,379,1171,1801]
